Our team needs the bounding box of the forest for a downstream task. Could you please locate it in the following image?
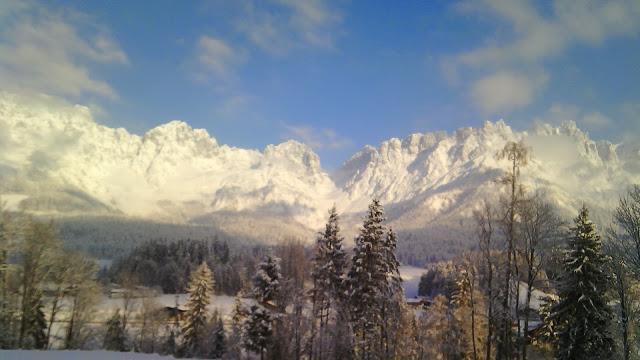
[1,141,639,360]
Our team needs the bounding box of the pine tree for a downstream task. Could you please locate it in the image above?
[243,305,272,360]
[208,311,226,359]
[309,206,347,359]
[161,326,177,356]
[224,297,245,359]
[549,206,614,359]
[379,227,403,358]
[181,262,214,357]
[19,221,60,348]
[253,255,282,307]
[383,228,402,293]
[348,199,390,359]
[103,310,127,351]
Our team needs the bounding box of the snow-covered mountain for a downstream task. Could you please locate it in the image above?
[1,92,638,243]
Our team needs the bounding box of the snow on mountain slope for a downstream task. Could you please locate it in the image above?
[335,120,638,232]
[0,93,337,231]
[1,92,638,242]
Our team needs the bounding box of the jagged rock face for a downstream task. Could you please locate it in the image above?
[1,92,638,240]
[0,93,337,227]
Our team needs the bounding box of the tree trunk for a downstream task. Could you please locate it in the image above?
[470,279,478,360]
[616,271,630,360]
[46,289,64,349]
[522,278,533,360]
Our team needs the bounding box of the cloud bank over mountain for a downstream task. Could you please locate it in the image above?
[1,93,638,241]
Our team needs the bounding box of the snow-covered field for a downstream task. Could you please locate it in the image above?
[0,350,175,359]
[399,265,427,298]
[95,294,238,320]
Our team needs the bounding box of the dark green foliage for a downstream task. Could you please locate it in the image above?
[24,295,47,349]
[549,206,615,359]
[209,314,226,359]
[110,239,253,294]
[347,199,403,358]
[103,310,127,352]
[311,206,347,306]
[181,262,214,358]
[417,262,457,299]
[161,327,177,356]
[243,305,272,358]
[252,255,281,306]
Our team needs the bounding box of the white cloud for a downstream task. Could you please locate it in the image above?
[454,0,640,68]
[283,124,351,150]
[236,0,341,55]
[448,0,640,113]
[193,35,243,81]
[470,70,547,113]
[580,112,613,129]
[0,3,128,100]
[534,103,615,132]
[618,101,640,140]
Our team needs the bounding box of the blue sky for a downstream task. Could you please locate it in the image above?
[1,0,639,168]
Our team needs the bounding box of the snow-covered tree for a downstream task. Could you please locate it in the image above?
[206,310,226,359]
[224,297,245,359]
[243,305,272,360]
[348,199,400,359]
[253,255,282,307]
[549,206,614,359]
[379,227,403,358]
[181,261,214,357]
[103,310,127,352]
[309,206,348,359]
[18,221,60,348]
[452,261,488,360]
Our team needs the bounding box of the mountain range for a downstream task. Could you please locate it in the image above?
[1,92,638,246]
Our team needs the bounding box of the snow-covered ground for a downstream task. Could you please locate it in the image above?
[517,282,556,311]
[399,265,427,298]
[0,350,175,359]
[94,294,240,321]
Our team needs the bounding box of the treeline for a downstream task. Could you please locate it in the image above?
[56,216,252,259]
[108,239,265,294]
[0,215,101,350]
[152,200,407,359]
[2,140,640,360]
[415,142,640,360]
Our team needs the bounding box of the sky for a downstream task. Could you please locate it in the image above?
[0,0,639,169]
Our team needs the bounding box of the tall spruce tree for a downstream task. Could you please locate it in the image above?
[380,227,403,358]
[348,199,396,359]
[309,206,347,359]
[549,206,614,359]
[243,305,272,360]
[208,311,226,359]
[181,262,214,357]
[224,297,245,359]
